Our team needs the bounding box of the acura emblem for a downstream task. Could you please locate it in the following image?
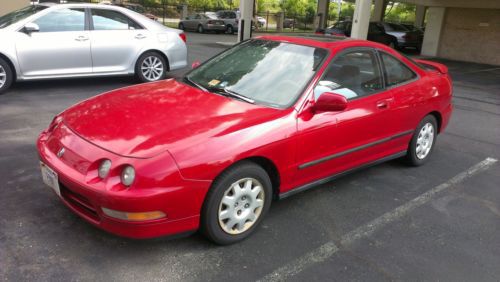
[57,147,65,158]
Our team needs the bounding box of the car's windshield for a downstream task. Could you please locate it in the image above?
[186,39,328,108]
[0,5,47,29]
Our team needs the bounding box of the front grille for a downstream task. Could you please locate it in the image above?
[60,183,100,223]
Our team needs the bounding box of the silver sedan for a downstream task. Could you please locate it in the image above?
[0,3,187,93]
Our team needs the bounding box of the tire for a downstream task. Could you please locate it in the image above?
[389,41,397,49]
[197,25,204,33]
[226,25,234,34]
[405,115,438,166]
[0,57,14,95]
[135,51,167,83]
[201,161,273,245]
[178,23,184,30]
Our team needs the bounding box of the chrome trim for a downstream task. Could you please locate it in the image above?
[298,130,413,170]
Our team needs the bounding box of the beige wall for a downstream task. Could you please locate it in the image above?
[0,0,31,16]
[438,8,500,65]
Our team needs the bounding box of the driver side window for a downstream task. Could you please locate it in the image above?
[314,50,383,101]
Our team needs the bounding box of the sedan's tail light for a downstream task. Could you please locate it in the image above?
[179,33,186,43]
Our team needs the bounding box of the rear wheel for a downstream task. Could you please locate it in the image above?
[135,52,167,83]
[201,161,272,245]
[0,57,14,94]
[178,23,185,30]
[405,115,437,166]
[197,25,204,33]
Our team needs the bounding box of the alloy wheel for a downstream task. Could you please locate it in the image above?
[416,122,434,159]
[0,65,6,88]
[218,177,265,235]
[140,56,164,81]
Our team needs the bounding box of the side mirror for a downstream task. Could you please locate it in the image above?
[24,22,40,34]
[314,92,348,112]
[191,60,201,69]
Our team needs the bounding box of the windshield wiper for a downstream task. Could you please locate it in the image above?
[206,86,255,104]
[183,76,207,91]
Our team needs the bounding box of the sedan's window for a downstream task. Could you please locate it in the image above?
[34,8,85,32]
[186,39,328,108]
[381,52,417,87]
[91,9,142,30]
[314,50,383,100]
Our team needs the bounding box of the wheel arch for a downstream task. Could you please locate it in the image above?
[212,156,281,200]
[427,111,443,133]
[136,49,170,72]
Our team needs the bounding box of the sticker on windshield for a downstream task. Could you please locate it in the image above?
[208,79,220,87]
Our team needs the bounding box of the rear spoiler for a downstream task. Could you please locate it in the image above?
[414,59,448,74]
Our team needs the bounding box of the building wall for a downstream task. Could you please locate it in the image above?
[438,8,500,65]
[0,0,31,16]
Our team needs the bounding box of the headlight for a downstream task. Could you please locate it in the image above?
[98,159,112,179]
[121,165,135,186]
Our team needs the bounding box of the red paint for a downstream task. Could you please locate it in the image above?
[37,36,453,238]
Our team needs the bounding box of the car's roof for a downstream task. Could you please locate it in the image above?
[255,34,384,50]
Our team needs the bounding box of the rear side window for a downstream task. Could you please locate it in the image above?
[381,53,417,87]
[34,8,85,32]
[314,50,384,100]
[91,9,142,30]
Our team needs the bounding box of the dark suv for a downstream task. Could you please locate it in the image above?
[317,21,398,48]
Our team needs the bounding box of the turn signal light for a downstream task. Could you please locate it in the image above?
[102,208,166,221]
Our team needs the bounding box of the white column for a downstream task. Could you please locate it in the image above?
[351,0,372,39]
[315,0,329,29]
[238,0,254,42]
[371,0,385,22]
[181,4,188,20]
[421,7,446,57]
[415,5,426,28]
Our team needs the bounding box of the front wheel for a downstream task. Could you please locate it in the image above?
[135,52,167,83]
[405,115,438,166]
[201,162,272,245]
[226,25,234,34]
[197,25,204,33]
[0,57,14,94]
[178,23,185,30]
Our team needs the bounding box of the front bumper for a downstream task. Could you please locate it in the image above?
[37,123,211,239]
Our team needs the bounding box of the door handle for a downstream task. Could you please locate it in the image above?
[135,34,147,39]
[75,35,89,41]
[376,98,393,109]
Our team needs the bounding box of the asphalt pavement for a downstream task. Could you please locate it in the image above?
[1,32,499,281]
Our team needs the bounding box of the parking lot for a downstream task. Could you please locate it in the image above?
[1,32,499,281]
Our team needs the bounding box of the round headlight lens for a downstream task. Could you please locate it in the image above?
[121,165,135,187]
[98,159,112,179]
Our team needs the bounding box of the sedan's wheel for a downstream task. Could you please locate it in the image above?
[226,25,234,34]
[405,115,437,166]
[135,52,166,83]
[201,161,272,245]
[389,41,396,49]
[197,25,204,33]
[0,57,14,94]
[178,23,185,30]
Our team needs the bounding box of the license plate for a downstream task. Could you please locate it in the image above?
[40,162,60,197]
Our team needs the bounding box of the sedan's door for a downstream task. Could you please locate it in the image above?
[89,8,150,74]
[15,8,92,77]
[294,49,404,188]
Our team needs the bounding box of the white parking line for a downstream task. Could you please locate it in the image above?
[259,157,498,282]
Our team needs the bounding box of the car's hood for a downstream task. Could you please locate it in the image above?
[61,79,283,158]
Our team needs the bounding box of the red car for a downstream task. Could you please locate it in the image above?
[37,36,453,245]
